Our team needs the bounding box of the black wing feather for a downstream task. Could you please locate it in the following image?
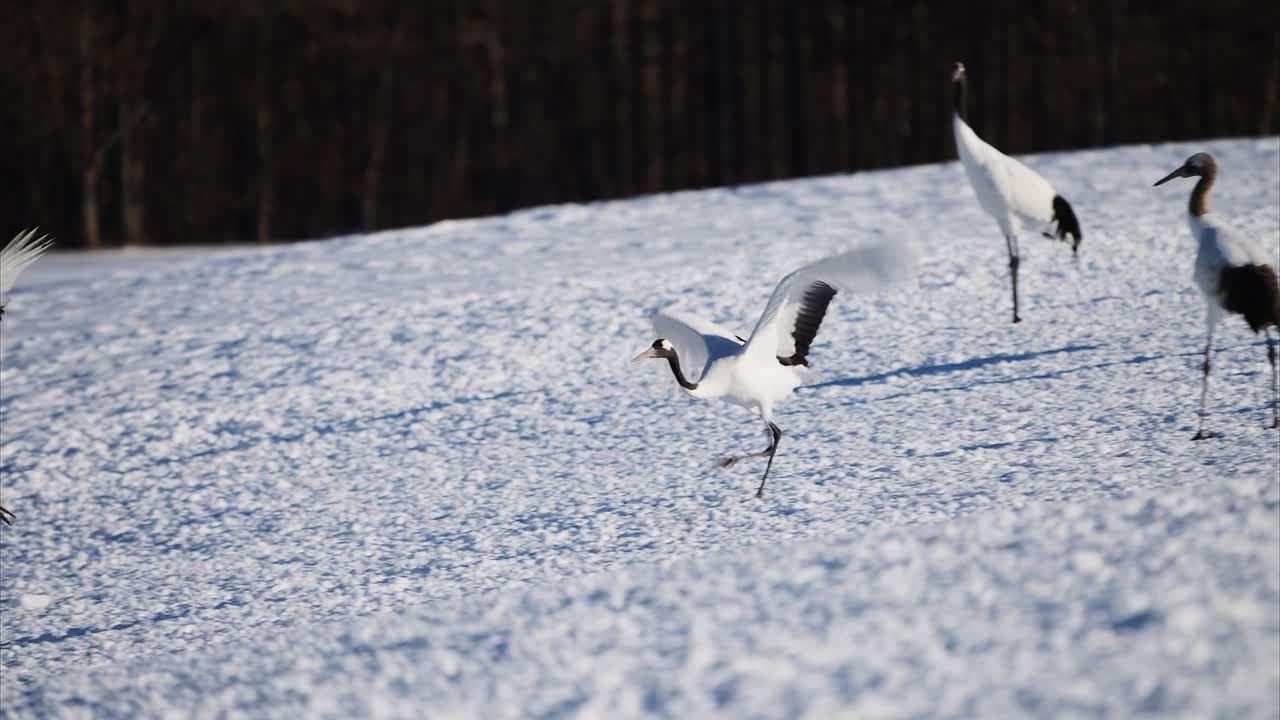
[1219,264,1280,333]
[778,280,837,367]
[1051,195,1082,254]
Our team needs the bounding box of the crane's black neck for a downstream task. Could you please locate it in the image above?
[664,352,698,391]
[952,76,967,119]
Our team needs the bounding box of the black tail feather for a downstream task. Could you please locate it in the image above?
[1219,264,1280,333]
[1051,195,1082,255]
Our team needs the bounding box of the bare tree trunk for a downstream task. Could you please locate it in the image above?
[611,0,633,194]
[483,0,508,206]
[580,7,612,193]
[828,4,849,170]
[707,0,731,184]
[1089,2,1114,145]
[850,2,866,168]
[185,41,207,240]
[641,0,662,191]
[667,7,689,188]
[118,1,151,247]
[1260,29,1278,133]
[764,2,786,177]
[733,1,760,182]
[191,47,205,149]
[79,6,102,249]
[255,16,273,244]
[362,22,404,231]
[31,6,69,139]
[432,84,470,217]
[83,155,104,251]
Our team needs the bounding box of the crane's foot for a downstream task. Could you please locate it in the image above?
[0,505,14,526]
[1191,430,1221,441]
[715,451,771,469]
[1012,315,1022,324]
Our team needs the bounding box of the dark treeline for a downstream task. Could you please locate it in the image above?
[2,1,1277,248]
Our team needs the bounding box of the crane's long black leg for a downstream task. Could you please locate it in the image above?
[1266,328,1278,430]
[1005,234,1022,324]
[1192,328,1216,440]
[753,422,783,499]
[715,424,776,468]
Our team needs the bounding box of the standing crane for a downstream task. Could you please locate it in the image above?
[950,61,1082,323]
[1154,152,1280,438]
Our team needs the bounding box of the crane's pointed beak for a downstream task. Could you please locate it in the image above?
[1153,166,1184,186]
[632,347,661,363]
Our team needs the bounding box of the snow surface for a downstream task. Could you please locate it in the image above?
[2,138,1278,718]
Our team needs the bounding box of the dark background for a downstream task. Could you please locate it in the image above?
[3,1,1277,249]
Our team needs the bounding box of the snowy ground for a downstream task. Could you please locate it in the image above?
[1,138,1277,718]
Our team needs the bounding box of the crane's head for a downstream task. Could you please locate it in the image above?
[950,61,966,83]
[1154,152,1215,186]
[632,338,676,363]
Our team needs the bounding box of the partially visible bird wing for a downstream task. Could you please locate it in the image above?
[1,228,53,296]
[652,307,743,382]
[954,116,1056,234]
[1193,216,1276,298]
[776,280,837,367]
[1211,216,1278,268]
[743,240,918,363]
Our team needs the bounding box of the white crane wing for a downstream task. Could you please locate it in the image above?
[1193,214,1279,297]
[652,307,743,382]
[953,116,1056,233]
[743,240,918,363]
[1,228,53,296]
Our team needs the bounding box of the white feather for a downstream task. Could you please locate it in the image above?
[743,240,919,362]
[953,115,1057,237]
[651,308,743,383]
[1191,214,1275,298]
[1,228,53,298]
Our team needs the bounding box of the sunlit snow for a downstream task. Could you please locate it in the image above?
[1,138,1277,718]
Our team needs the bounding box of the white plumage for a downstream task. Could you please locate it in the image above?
[1,228,53,309]
[650,308,743,385]
[950,62,1081,324]
[633,240,917,498]
[953,117,1058,238]
[1154,152,1280,437]
[1188,214,1274,312]
[1,227,52,526]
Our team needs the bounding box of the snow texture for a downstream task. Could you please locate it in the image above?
[2,138,1278,718]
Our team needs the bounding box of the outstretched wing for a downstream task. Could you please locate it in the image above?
[1,228,53,296]
[652,306,743,382]
[744,240,918,364]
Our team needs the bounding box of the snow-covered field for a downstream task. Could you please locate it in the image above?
[1,138,1277,718]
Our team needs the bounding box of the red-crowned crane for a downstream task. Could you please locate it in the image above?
[950,61,1082,324]
[0,228,53,525]
[632,241,917,499]
[1154,152,1280,439]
